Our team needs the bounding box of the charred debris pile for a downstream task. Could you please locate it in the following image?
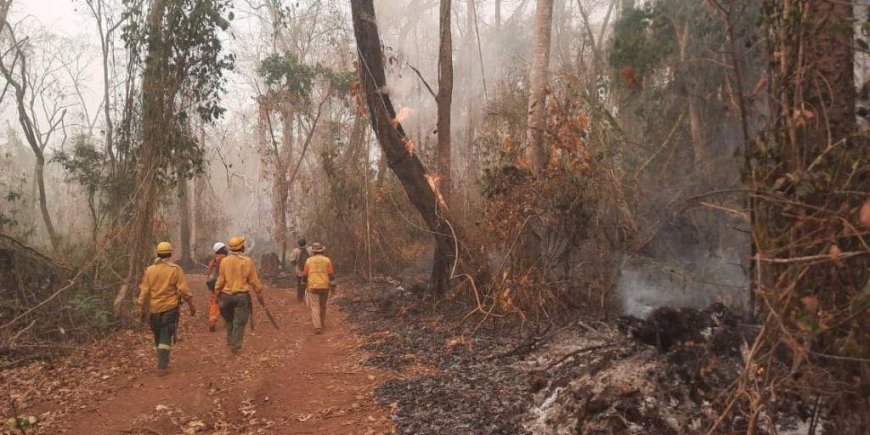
[338,278,805,434]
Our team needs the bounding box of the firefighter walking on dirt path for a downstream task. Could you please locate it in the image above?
[216,235,265,354]
[206,242,228,332]
[301,242,335,334]
[137,242,196,372]
[288,238,310,302]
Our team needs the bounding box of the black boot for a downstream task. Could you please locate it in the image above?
[157,348,170,370]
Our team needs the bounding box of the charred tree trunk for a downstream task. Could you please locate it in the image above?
[436,0,454,201]
[352,0,459,294]
[525,0,554,172]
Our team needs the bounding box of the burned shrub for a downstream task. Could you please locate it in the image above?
[478,160,635,320]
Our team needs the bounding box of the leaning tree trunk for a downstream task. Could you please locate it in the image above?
[747,0,870,432]
[525,0,555,172]
[352,0,464,294]
[436,0,453,202]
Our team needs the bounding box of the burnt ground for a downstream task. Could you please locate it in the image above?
[340,278,789,434]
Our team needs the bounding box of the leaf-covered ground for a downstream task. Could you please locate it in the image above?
[2,275,393,434]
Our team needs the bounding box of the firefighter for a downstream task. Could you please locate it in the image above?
[301,242,335,334]
[215,235,265,354]
[206,242,228,332]
[288,238,310,302]
[137,241,196,372]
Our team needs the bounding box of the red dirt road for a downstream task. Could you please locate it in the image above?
[5,275,393,434]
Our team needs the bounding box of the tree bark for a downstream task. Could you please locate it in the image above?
[33,156,58,249]
[177,177,193,268]
[676,22,705,164]
[436,0,454,201]
[525,0,555,172]
[116,0,168,315]
[754,1,868,431]
[352,0,459,293]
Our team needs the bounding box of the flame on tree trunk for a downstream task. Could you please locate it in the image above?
[351,0,459,293]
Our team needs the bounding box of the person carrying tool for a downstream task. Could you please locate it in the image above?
[137,242,196,372]
[288,238,310,302]
[206,242,228,332]
[215,235,265,354]
[301,242,335,334]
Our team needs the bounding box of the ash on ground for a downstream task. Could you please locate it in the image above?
[340,279,798,434]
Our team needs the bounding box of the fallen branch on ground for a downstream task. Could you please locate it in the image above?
[545,343,617,371]
[487,324,552,360]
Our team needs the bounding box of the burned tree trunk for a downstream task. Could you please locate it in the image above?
[351,0,460,293]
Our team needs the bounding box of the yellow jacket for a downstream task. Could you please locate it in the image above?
[137,259,192,313]
[216,252,264,295]
[303,254,334,289]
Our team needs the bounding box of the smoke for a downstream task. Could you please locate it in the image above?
[617,248,748,318]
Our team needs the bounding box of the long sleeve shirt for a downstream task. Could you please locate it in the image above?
[137,259,192,313]
[302,254,334,289]
[215,252,264,295]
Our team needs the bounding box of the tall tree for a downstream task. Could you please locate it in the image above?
[84,0,125,175]
[436,0,453,200]
[352,0,464,294]
[525,0,554,172]
[115,0,233,313]
[0,24,67,250]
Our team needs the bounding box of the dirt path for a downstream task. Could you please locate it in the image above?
[6,275,393,434]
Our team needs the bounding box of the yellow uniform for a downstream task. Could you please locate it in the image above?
[215,253,264,295]
[302,253,334,332]
[303,255,334,289]
[137,259,192,313]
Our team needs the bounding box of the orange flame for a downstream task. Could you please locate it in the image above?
[425,174,448,209]
[396,107,412,123]
[391,107,412,128]
[403,138,415,156]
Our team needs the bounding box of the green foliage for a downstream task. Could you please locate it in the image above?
[121,0,235,122]
[53,135,105,197]
[259,52,318,101]
[608,7,672,81]
[67,290,113,330]
[258,52,356,100]
[0,128,32,235]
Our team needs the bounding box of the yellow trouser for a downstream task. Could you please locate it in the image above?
[306,288,329,329]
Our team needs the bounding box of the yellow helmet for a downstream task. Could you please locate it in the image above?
[156,241,173,255]
[228,235,246,251]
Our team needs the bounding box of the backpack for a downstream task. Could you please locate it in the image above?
[296,247,310,274]
[206,267,218,290]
